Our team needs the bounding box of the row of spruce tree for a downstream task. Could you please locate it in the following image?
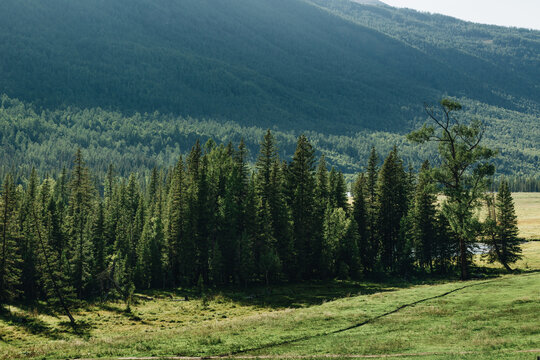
[0,130,520,307]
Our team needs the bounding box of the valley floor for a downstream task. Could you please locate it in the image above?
[1,241,539,360]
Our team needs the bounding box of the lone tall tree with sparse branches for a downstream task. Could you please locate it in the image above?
[408,99,495,280]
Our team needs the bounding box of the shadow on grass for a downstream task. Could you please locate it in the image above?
[137,272,468,310]
[0,307,63,340]
[90,302,149,324]
[0,301,96,339]
[161,266,538,310]
[57,319,93,338]
[470,265,540,278]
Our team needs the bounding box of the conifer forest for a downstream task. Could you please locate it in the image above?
[0,0,539,359]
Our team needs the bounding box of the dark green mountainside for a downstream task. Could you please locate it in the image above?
[1,0,538,131]
[0,0,538,178]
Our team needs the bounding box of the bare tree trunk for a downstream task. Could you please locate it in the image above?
[459,237,468,280]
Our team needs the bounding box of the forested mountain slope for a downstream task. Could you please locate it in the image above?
[0,0,538,133]
[1,95,539,183]
[0,0,538,178]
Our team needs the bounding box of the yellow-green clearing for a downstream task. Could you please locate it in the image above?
[512,193,540,240]
[1,197,539,360]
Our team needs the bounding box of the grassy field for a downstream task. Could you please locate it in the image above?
[512,193,540,240]
[1,195,539,360]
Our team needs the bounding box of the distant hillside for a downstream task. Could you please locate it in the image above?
[0,0,538,178]
[0,0,538,134]
[1,94,538,182]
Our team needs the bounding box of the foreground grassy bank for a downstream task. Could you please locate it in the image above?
[0,242,539,359]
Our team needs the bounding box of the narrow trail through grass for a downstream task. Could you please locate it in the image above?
[212,276,509,358]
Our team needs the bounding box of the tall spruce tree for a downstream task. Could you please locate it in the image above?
[0,174,22,306]
[255,131,292,279]
[256,130,278,206]
[287,135,317,279]
[351,173,369,273]
[235,175,257,286]
[220,140,250,283]
[365,147,380,272]
[486,180,522,271]
[66,149,95,298]
[34,182,75,315]
[376,147,408,272]
[166,156,187,286]
[269,158,293,279]
[19,168,40,301]
[329,167,348,211]
[313,156,330,276]
[91,202,107,289]
[411,161,438,272]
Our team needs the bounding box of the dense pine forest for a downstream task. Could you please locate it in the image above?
[0,123,522,309]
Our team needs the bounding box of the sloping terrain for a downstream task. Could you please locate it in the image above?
[0,0,538,134]
[1,246,539,359]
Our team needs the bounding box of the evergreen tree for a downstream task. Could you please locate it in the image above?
[255,132,292,280]
[91,202,107,289]
[103,165,119,258]
[433,212,456,274]
[185,140,210,284]
[396,213,414,275]
[53,166,69,217]
[256,200,281,285]
[365,147,380,272]
[329,167,348,211]
[235,175,257,286]
[136,207,164,289]
[351,173,370,273]
[166,156,187,286]
[269,160,293,278]
[0,174,22,305]
[486,180,522,271]
[411,161,437,272]
[341,219,361,279]
[321,206,345,278]
[313,156,330,276]
[376,147,408,272]
[66,150,95,298]
[219,140,249,283]
[256,130,278,206]
[19,168,40,301]
[34,188,75,312]
[287,135,317,279]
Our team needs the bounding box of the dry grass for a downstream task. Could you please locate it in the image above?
[475,192,540,240]
[511,193,540,240]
